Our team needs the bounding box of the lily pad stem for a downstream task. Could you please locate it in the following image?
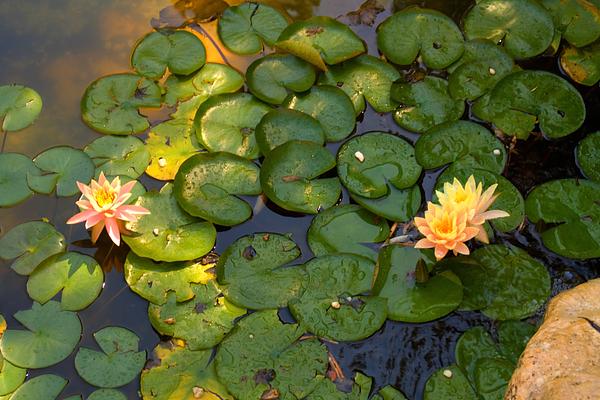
[1,129,7,152]
[191,23,232,66]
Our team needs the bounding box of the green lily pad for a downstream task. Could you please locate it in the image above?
[215,310,328,400]
[473,357,514,399]
[173,152,261,226]
[447,39,515,101]
[525,179,600,259]
[31,146,95,197]
[560,41,600,86]
[0,221,65,276]
[374,386,408,400]
[351,184,422,222]
[497,320,536,364]
[377,7,464,69]
[84,135,150,179]
[391,76,465,133]
[436,256,493,311]
[276,16,366,70]
[307,205,388,262]
[0,317,26,396]
[284,85,356,142]
[424,365,477,400]
[8,375,67,400]
[455,327,502,384]
[308,373,375,399]
[218,2,288,55]
[260,140,341,214]
[539,0,600,47]
[0,85,43,132]
[216,233,304,310]
[81,73,161,135]
[577,131,600,181]
[374,246,462,322]
[255,109,326,155]
[194,92,271,159]
[337,132,422,198]
[148,281,246,350]
[26,252,103,311]
[415,121,506,174]
[124,251,216,305]
[319,55,400,114]
[1,301,81,369]
[463,0,554,59]
[0,153,38,207]
[141,342,232,400]
[290,254,387,341]
[122,184,216,262]
[132,30,206,79]
[246,54,316,105]
[74,326,146,388]
[88,389,127,400]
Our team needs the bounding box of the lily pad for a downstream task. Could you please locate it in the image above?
[307,205,388,262]
[81,73,161,135]
[255,109,326,155]
[215,310,328,400]
[577,131,600,181]
[8,375,67,400]
[260,140,341,214]
[276,16,366,70]
[173,152,261,226]
[391,76,465,133]
[74,326,146,388]
[0,153,38,207]
[216,233,304,310]
[373,246,462,322]
[1,301,81,369]
[0,85,43,132]
[246,54,316,105]
[132,30,206,79]
[436,256,493,311]
[455,327,502,384]
[84,135,150,179]
[148,281,246,350]
[498,320,537,364]
[539,0,600,47]
[122,184,217,262]
[0,317,26,396]
[319,55,400,114]
[377,7,464,69]
[560,41,600,86]
[351,184,422,222]
[31,146,95,197]
[194,92,271,159]
[290,254,387,341]
[124,251,215,305]
[415,121,506,174]
[88,390,127,400]
[284,85,356,142]
[218,2,288,55]
[374,386,409,400]
[0,221,65,276]
[525,179,600,259]
[463,0,554,59]
[423,365,477,400]
[27,252,103,311]
[308,373,375,399]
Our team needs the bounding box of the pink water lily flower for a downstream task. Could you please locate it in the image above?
[67,172,150,246]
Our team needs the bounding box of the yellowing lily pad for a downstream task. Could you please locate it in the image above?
[539,0,600,47]
[0,153,39,207]
[31,146,96,197]
[577,131,600,181]
[560,41,600,86]
[255,109,326,155]
[8,375,67,400]
[0,85,43,132]
[84,135,150,179]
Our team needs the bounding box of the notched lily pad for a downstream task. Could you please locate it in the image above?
[255,109,326,155]
[0,153,38,207]
[31,146,95,197]
[0,84,43,132]
[84,135,150,179]
[308,372,376,399]
[560,41,600,86]
[577,131,600,181]
[8,375,67,400]
[424,365,477,400]
[539,0,600,47]
[351,184,422,222]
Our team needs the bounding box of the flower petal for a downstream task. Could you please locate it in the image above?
[414,238,435,249]
[434,245,449,260]
[105,217,121,246]
[85,213,105,229]
[91,221,105,243]
[67,209,99,225]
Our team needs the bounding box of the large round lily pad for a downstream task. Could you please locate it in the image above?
[132,30,206,79]
[525,179,600,259]
[215,310,328,400]
[391,76,465,133]
[560,41,600,86]
[423,365,477,400]
[8,375,67,400]
[539,0,600,47]
[1,301,81,369]
[260,140,341,214]
[435,256,492,311]
[84,135,150,179]
[74,326,146,388]
[0,221,65,276]
[276,16,366,70]
[463,0,554,59]
[377,7,464,69]
[0,153,38,207]
[173,152,261,226]
[290,254,387,341]
[577,131,600,181]
[0,85,43,132]
[31,146,95,197]
[0,316,26,396]
[351,184,422,222]
[216,233,305,310]
[27,252,103,311]
[255,109,325,155]
[122,184,216,262]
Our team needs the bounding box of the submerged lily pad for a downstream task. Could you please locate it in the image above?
[463,0,554,59]
[0,221,65,276]
[81,74,161,135]
[215,310,328,400]
[260,140,341,214]
[84,135,150,179]
[174,152,261,226]
[577,131,600,181]
[132,30,206,79]
[525,179,600,259]
[255,109,326,155]
[31,146,95,197]
[0,153,38,207]
[423,365,477,400]
[276,16,366,70]
[560,41,600,86]
[351,184,422,222]
[377,7,464,69]
[216,233,304,310]
[539,0,600,47]
[391,76,465,133]
[8,375,67,400]
[0,85,43,132]
[123,184,216,262]
[1,301,81,369]
[75,327,146,388]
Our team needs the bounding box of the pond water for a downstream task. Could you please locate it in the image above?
[0,0,599,399]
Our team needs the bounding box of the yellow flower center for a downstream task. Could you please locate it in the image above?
[94,187,117,207]
[435,215,454,234]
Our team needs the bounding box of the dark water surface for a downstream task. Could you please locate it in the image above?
[1,0,599,399]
